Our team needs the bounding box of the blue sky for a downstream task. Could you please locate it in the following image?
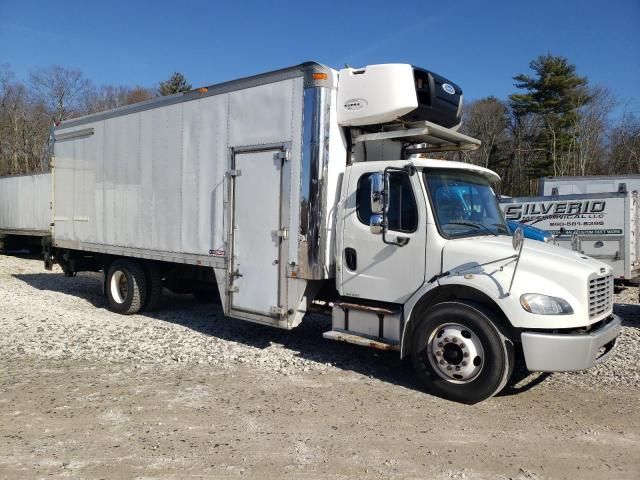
[1,0,638,115]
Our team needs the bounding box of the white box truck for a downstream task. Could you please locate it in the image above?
[500,192,640,281]
[13,62,620,403]
[0,172,51,251]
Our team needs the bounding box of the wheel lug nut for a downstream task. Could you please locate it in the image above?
[435,351,441,356]
[447,365,452,370]
[462,361,467,366]
[444,337,450,342]
[452,338,457,343]
[455,366,460,371]
[459,343,465,348]
[463,352,469,357]
[440,360,445,365]
[438,342,443,348]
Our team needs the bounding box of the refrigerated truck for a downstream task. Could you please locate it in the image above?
[0,172,51,251]
[500,192,640,281]
[13,62,620,403]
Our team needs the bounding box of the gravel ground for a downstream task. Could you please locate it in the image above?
[1,254,638,390]
[1,253,639,479]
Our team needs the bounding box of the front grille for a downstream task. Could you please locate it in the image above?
[588,274,613,319]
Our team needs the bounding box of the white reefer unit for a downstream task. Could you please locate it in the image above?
[337,64,463,128]
[0,173,51,235]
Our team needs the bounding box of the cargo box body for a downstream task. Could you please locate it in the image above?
[500,192,640,280]
[0,173,51,236]
[52,62,346,327]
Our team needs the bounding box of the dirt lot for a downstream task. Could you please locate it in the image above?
[1,254,639,479]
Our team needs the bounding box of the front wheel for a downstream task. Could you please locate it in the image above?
[411,301,513,404]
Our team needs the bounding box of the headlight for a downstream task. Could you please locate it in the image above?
[520,293,573,315]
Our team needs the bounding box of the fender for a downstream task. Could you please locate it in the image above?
[399,280,514,359]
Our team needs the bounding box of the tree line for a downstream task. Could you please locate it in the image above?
[449,54,639,196]
[1,55,639,196]
[0,67,191,176]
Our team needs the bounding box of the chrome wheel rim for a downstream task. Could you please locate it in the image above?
[110,270,128,304]
[428,323,484,384]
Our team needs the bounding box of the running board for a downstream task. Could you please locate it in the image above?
[323,330,400,352]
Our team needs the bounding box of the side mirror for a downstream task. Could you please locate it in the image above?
[370,214,383,234]
[370,172,384,215]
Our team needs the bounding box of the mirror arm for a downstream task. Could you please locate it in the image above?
[380,164,414,247]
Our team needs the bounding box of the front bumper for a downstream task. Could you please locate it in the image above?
[521,314,621,372]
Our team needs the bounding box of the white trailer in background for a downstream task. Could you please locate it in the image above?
[0,172,51,251]
[500,192,640,280]
[22,62,620,403]
[540,174,640,196]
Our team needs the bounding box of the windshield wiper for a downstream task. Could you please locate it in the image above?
[444,221,498,236]
[491,223,510,234]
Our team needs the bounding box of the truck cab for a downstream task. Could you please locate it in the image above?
[323,64,621,403]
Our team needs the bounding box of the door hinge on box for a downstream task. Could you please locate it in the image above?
[274,150,290,162]
[226,169,241,177]
[270,306,287,316]
[273,228,288,240]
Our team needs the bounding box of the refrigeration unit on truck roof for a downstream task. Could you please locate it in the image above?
[336,64,463,128]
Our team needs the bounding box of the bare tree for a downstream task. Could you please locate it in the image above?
[30,66,92,122]
[0,66,51,175]
[572,86,615,175]
[609,111,640,174]
[82,84,154,115]
[461,97,509,169]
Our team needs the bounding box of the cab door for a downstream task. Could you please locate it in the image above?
[339,164,427,303]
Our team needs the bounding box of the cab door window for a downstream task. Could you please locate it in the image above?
[356,172,418,233]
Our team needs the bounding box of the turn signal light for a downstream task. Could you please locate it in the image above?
[312,73,328,80]
[197,87,208,93]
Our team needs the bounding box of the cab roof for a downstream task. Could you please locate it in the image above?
[410,158,501,183]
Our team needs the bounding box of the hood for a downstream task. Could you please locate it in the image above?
[442,235,609,278]
[440,235,613,328]
[439,235,613,328]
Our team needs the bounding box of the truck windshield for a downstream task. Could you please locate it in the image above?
[424,170,508,238]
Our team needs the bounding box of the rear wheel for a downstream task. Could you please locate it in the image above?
[106,259,147,315]
[411,301,513,404]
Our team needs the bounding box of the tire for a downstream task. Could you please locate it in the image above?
[105,259,147,315]
[143,262,163,311]
[410,300,513,404]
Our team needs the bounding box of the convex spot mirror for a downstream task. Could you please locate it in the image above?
[512,226,524,251]
[370,214,383,234]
